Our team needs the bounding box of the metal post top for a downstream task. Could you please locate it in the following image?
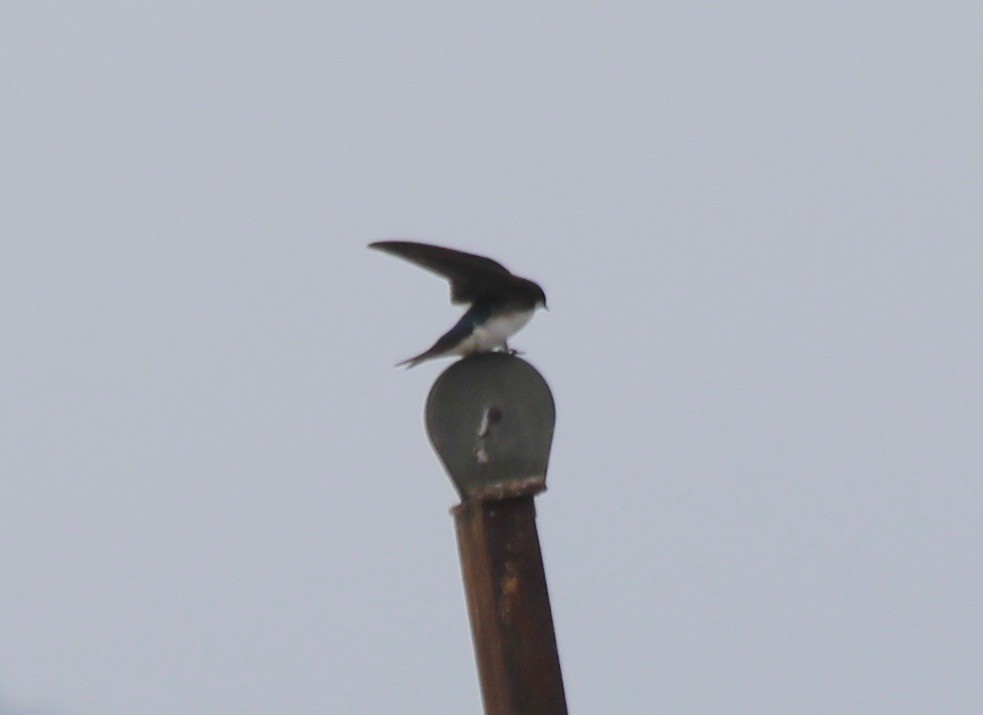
[425,353,555,501]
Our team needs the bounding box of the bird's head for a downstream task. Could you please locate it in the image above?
[523,279,548,311]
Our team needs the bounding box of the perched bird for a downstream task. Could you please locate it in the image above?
[369,241,547,368]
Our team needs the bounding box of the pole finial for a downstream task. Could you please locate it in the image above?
[425,353,555,501]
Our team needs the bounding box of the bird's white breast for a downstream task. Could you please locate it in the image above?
[458,309,534,354]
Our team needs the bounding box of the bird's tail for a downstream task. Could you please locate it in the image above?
[395,352,431,369]
[395,341,452,368]
[393,311,476,369]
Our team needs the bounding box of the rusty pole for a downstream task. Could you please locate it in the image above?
[426,353,567,715]
[454,496,567,715]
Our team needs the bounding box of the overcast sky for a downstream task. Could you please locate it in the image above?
[3,3,982,714]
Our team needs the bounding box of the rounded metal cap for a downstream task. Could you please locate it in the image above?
[425,353,555,501]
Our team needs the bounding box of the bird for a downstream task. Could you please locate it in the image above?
[369,241,547,368]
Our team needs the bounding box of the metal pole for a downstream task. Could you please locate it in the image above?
[454,495,567,715]
[425,354,566,715]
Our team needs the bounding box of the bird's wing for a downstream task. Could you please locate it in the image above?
[369,241,513,304]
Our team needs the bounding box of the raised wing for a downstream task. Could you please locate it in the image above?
[369,241,514,304]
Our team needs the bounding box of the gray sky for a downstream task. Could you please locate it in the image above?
[3,3,982,713]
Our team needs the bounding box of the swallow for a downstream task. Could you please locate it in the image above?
[369,241,547,368]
